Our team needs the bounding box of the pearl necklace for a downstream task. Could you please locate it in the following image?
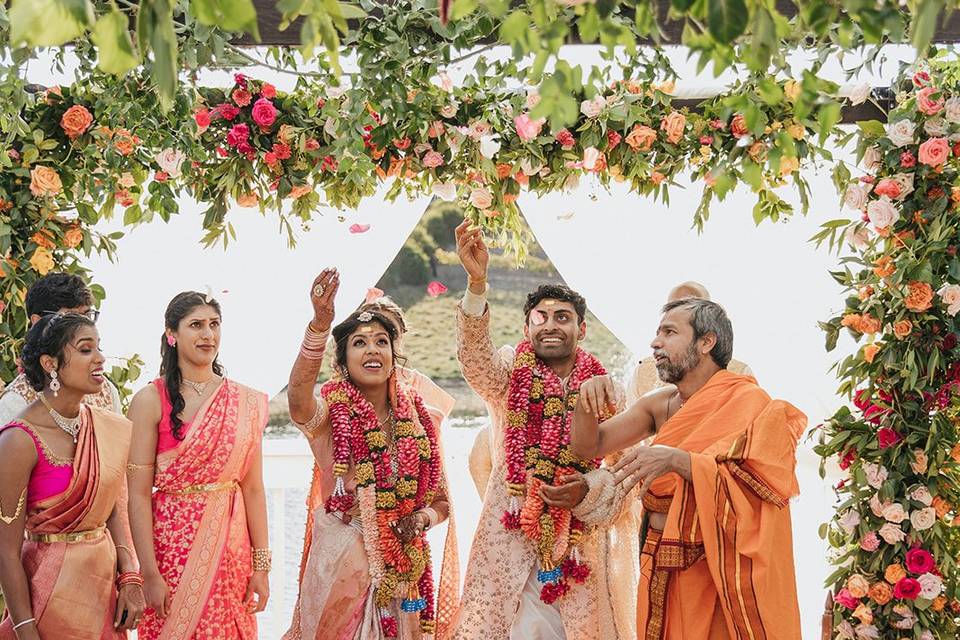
[39,394,82,443]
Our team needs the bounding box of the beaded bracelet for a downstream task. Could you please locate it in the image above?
[252,548,272,572]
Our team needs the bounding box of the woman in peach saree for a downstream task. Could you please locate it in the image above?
[0,313,144,639]
[283,269,459,640]
[127,292,270,639]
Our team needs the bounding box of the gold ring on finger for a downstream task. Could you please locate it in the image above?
[313,284,325,297]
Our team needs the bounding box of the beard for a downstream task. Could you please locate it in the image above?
[655,341,701,384]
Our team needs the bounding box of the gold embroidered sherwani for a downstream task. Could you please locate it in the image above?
[451,304,636,640]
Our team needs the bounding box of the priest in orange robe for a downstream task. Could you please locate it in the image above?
[571,297,804,640]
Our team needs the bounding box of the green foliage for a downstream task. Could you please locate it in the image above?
[424,202,464,250]
[378,240,432,290]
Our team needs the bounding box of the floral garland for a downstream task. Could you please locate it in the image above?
[322,378,441,637]
[502,340,607,603]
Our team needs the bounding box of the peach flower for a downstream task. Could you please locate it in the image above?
[937,283,960,316]
[893,320,912,339]
[63,226,83,249]
[60,105,93,140]
[780,156,799,176]
[29,247,54,275]
[904,281,934,312]
[863,343,880,363]
[847,574,870,598]
[29,165,62,197]
[625,125,657,151]
[470,187,493,210]
[868,582,892,605]
[236,192,259,208]
[112,128,139,156]
[660,111,687,144]
[918,137,949,167]
[884,564,906,584]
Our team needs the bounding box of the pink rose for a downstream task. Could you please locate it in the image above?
[226,123,249,148]
[251,98,277,128]
[866,197,898,230]
[901,151,916,167]
[859,531,880,551]
[917,87,945,116]
[905,548,935,574]
[878,522,906,544]
[938,283,960,316]
[426,281,448,297]
[260,83,277,99]
[919,137,949,167]
[348,223,370,234]
[834,588,859,610]
[422,150,444,168]
[214,103,240,121]
[514,114,544,142]
[470,187,493,210]
[555,128,575,149]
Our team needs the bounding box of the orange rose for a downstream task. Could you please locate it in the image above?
[904,281,934,312]
[859,315,881,334]
[496,163,513,179]
[63,225,83,249]
[951,443,960,463]
[780,156,800,176]
[660,111,687,145]
[893,320,912,339]
[650,171,666,185]
[858,285,874,300]
[852,603,873,625]
[112,128,139,156]
[863,343,880,363]
[841,313,862,330]
[625,125,657,151]
[235,192,259,208]
[873,256,895,278]
[60,104,93,140]
[29,247,54,276]
[289,184,313,199]
[868,581,892,605]
[884,563,906,584]
[933,496,951,519]
[30,230,55,250]
[115,189,135,208]
[933,596,947,611]
[29,165,62,198]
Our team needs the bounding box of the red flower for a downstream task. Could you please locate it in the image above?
[226,123,249,147]
[260,82,277,99]
[905,548,936,574]
[500,511,521,529]
[155,171,169,183]
[555,128,575,149]
[900,151,916,168]
[237,141,254,158]
[305,138,321,151]
[234,72,248,87]
[893,577,921,600]
[699,135,714,145]
[833,588,859,610]
[944,333,958,351]
[214,103,240,121]
[232,88,252,107]
[394,137,411,150]
[215,146,228,158]
[194,108,211,130]
[709,118,725,130]
[251,98,277,128]
[426,281,448,297]
[272,143,291,160]
[540,581,569,604]
[877,428,902,449]
[264,151,278,165]
[912,71,931,87]
[321,155,338,172]
[838,449,856,470]
[606,130,622,149]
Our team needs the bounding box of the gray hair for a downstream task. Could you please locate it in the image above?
[661,298,733,369]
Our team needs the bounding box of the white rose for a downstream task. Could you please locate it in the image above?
[469,187,493,210]
[478,135,501,160]
[938,283,960,316]
[863,462,888,489]
[870,493,889,518]
[920,631,935,640]
[580,95,605,119]
[945,96,960,123]
[867,197,899,230]
[911,506,937,531]
[469,120,492,140]
[845,226,870,250]
[918,573,943,599]
[582,146,600,170]
[911,449,929,474]
[432,181,457,202]
[154,148,186,178]
[887,119,915,147]
[862,145,882,172]
[848,82,872,106]
[882,503,907,523]
[911,486,933,506]
[836,621,855,640]
[878,522,905,544]
[844,183,869,210]
[888,173,914,200]
[440,103,459,119]
[925,116,948,137]
[839,509,861,534]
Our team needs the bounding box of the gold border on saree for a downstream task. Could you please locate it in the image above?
[26,525,106,544]
[159,480,239,496]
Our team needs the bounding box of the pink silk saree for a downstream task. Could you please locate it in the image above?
[138,379,267,640]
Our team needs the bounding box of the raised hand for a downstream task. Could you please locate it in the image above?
[310,268,340,331]
[455,219,489,284]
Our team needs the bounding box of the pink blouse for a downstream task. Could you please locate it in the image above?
[153,379,192,454]
[0,422,73,507]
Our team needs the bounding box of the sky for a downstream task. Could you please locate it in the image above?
[23,42,925,638]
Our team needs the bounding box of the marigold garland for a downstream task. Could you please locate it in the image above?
[502,340,607,603]
[322,378,441,637]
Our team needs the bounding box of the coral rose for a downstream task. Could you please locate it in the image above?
[29,166,62,198]
[893,319,912,339]
[874,256,895,278]
[904,281,934,312]
[730,114,749,138]
[885,563,907,584]
[60,104,93,140]
[859,315,881,334]
[660,111,686,145]
[932,496,951,519]
[868,582,892,605]
[194,108,211,132]
[917,86,945,115]
[918,136,950,167]
[63,226,83,249]
[112,129,138,155]
[625,125,657,151]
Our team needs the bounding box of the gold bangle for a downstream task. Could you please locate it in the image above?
[126,462,155,471]
[251,547,272,572]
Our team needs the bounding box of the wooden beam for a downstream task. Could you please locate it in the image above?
[237,0,960,46]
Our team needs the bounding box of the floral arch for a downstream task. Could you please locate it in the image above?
[4,0,960,636]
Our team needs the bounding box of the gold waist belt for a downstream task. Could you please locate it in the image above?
[26,525,106,544]
[160,480,239,496]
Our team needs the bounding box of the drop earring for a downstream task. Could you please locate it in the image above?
[167,335,176,347]
[49,370,60,397]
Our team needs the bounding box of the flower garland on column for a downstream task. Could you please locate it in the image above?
[322,378,441,637]
[502,340,607,603]
[817,65,960,639]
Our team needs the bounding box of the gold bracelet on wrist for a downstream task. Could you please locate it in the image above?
[251,547,272,572]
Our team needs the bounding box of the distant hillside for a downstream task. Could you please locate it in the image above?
[267,201,631,434]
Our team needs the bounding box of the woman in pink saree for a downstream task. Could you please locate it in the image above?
[126,292,270,639]
[0,313,144,639]
[283,269,459,640]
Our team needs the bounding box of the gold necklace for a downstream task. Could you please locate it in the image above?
[182,378,212,395]
[39,394,82,443]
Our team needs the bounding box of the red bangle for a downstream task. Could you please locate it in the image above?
[117,571,144,588]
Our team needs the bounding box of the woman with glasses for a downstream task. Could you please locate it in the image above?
[0,273,119,426]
